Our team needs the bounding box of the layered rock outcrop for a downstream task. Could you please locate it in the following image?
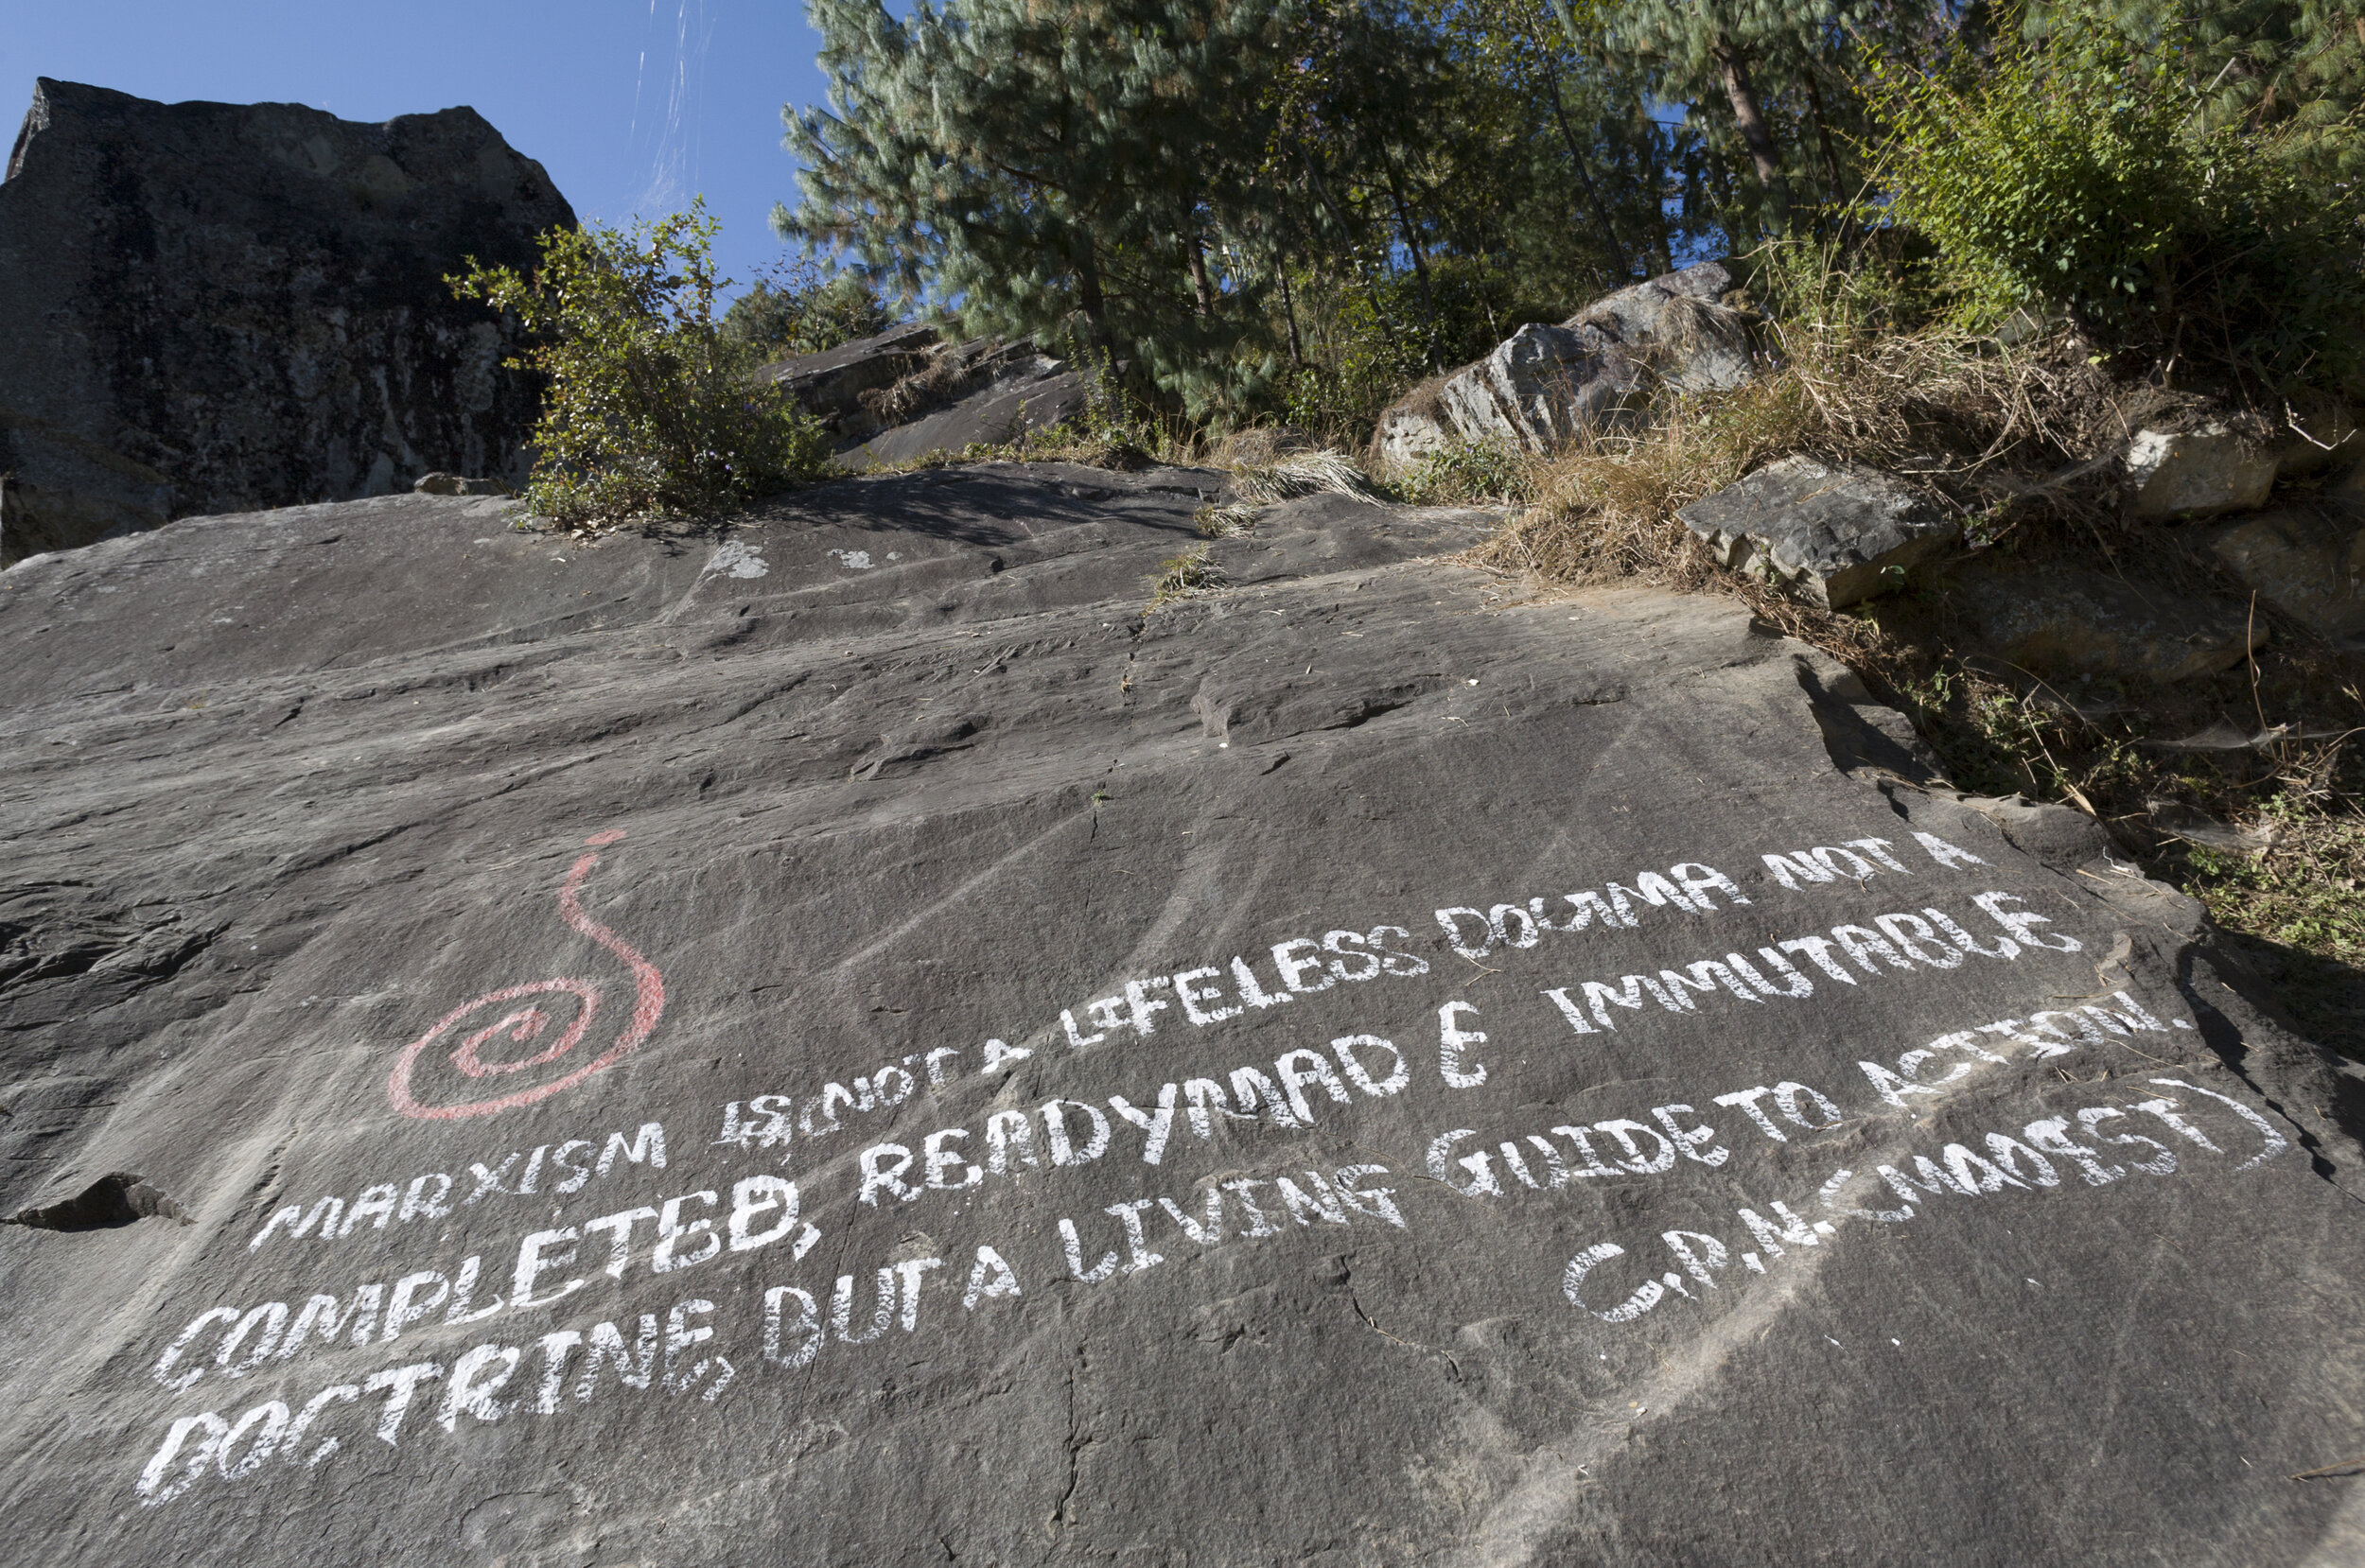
[759,327,1087,470]
[0,78,570,565]
[1375,260,1756,466]
[1678,455,1959,609]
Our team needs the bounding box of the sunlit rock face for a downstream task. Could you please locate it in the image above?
[0,78,570,564]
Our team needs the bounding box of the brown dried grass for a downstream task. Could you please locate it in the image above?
[1472,316,2146,591]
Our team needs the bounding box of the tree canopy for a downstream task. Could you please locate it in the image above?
[773,0,2365,421]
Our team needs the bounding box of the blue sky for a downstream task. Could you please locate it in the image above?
[4,0,836,295]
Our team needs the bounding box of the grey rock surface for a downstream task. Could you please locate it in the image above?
[1956,565,2268,682]
[2207,507,2365,647]
[2125,425,2278,519]
[1678,455,1960,608]
[0,78,570,566]
[1563,258,1755,393]
[1375,261,1754,467]
[3,464,2364,1565]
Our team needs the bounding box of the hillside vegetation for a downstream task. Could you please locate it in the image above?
[458,0,2365,1052]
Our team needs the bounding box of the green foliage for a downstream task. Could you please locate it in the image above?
[1872,14,2365,392]
[778,0,1729,429]
[719,259,891,359]
[780,0,1293,416]
[449,201,832,528]
[1277,257,1573,434]
[2023,0,2365,182]
[1403,437,1535,502]
[2179,809,2365,1056]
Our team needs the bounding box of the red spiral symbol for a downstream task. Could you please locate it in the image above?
[387,830,666,1120]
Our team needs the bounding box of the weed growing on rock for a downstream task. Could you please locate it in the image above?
[450,200,832,529]
[2180,810,2365,1056]
[1147,546,1223,609]
[1404,439,1534,504]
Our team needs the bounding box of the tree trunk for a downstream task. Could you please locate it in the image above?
[1277,259,1304,366]
[1294,142,1358,241]
[1186,235,1217,318]
[1381,161,1440,368]
[1642,102,1674,274]
[1803,67,1848,212]
[1071,230,1120,419]
[1536,45,1632,281]
[1712,38,1790,232]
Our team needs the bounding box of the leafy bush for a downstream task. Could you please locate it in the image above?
[1872,16,2365,392]
[720,258,892,359]
[449,200,832,528]
[1404,438,1535,503]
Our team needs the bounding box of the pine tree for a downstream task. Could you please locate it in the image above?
[2024,0,2365,177]
[1602,0,1936,237]
[778,0,1296,411]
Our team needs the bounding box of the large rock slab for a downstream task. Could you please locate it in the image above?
[1375,261,1754,467]
[3,467,2364,1565]
[752,322,941,430]
[1565,257,1756,393]
[1678,455,1959,608]
[0,78,570,566]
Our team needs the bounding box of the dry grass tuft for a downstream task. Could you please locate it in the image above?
[1196,501,1261,538]
[1146,544,1223,609]
[1226,450,1386,505]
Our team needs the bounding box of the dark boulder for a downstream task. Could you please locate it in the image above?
[0,78,571,565]
[1956,564,2268,682]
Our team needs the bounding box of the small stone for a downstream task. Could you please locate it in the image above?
[412,472,462,496]
[1675,456,1958,609]
[2125,425,2277,518]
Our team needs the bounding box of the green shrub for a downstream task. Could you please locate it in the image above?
[449,200,832,528]
[1871,15,2365,392]
[1404,437,1535,503]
